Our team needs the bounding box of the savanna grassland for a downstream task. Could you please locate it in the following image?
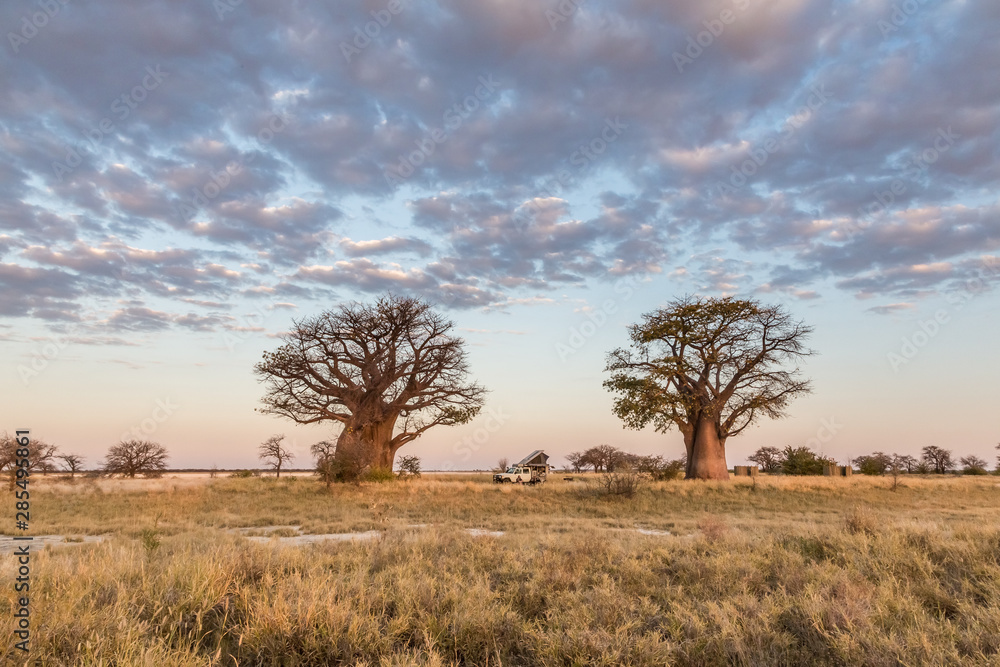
[2,473,1000,666]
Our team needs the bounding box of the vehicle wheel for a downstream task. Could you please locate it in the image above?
[503,479,512,484]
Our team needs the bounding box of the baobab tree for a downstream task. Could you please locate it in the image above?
[255,294,486,473]
[604,296,813,480]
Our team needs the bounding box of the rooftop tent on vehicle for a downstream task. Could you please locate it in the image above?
[517,450,549,469]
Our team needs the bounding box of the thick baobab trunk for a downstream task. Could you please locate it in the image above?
[361,420,400,469]
[686,415,730,480]
[336,418,400,472]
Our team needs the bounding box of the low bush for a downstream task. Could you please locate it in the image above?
[960,456,989,476]
[396,455,421,479]
[600,468,642,498]
[636,455,685,481]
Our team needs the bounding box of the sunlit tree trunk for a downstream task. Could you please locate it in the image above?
[680,423,695,478]
[255,295,487,480]
[687,414,730,480]
[364,419,400,469]
[336,418,400,471]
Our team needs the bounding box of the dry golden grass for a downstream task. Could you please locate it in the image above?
[2,473,999,665]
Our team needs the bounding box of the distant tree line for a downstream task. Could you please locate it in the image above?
[851,445,991,476]
[0,429,428,488]
[0,433,169,481]
[565,445,685,480]
[251,292,999,484]
[0,432,87,487]
[744,446,836,475]
[745,444,996,476]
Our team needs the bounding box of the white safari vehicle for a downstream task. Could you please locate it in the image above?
[493,465,543,484]
[493,450,550,484]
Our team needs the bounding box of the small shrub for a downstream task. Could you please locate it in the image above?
[660,458,686,480]
[396,455,421,479]
[140,528,161,554]
[600,469,642,498]
[636,455,685,480]
[229,469,258,478]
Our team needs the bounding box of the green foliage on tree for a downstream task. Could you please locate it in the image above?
[854,452,892,476]
[605,296,813,480]
[396,455,422,479]
[780,446,830,476]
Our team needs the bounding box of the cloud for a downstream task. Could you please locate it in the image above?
[0,0,997,333]
[339,236,433,257]
[0,263,80,318]
[106,307,174,332]
[866,302,916,315]
[105,306,235,333]
[297,259,436,291]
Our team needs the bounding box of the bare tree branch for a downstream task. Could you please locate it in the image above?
[255,293,487,472]
[258,435,295,478]
[103,441,168,478]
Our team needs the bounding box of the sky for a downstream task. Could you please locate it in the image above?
[1,0,998,471]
